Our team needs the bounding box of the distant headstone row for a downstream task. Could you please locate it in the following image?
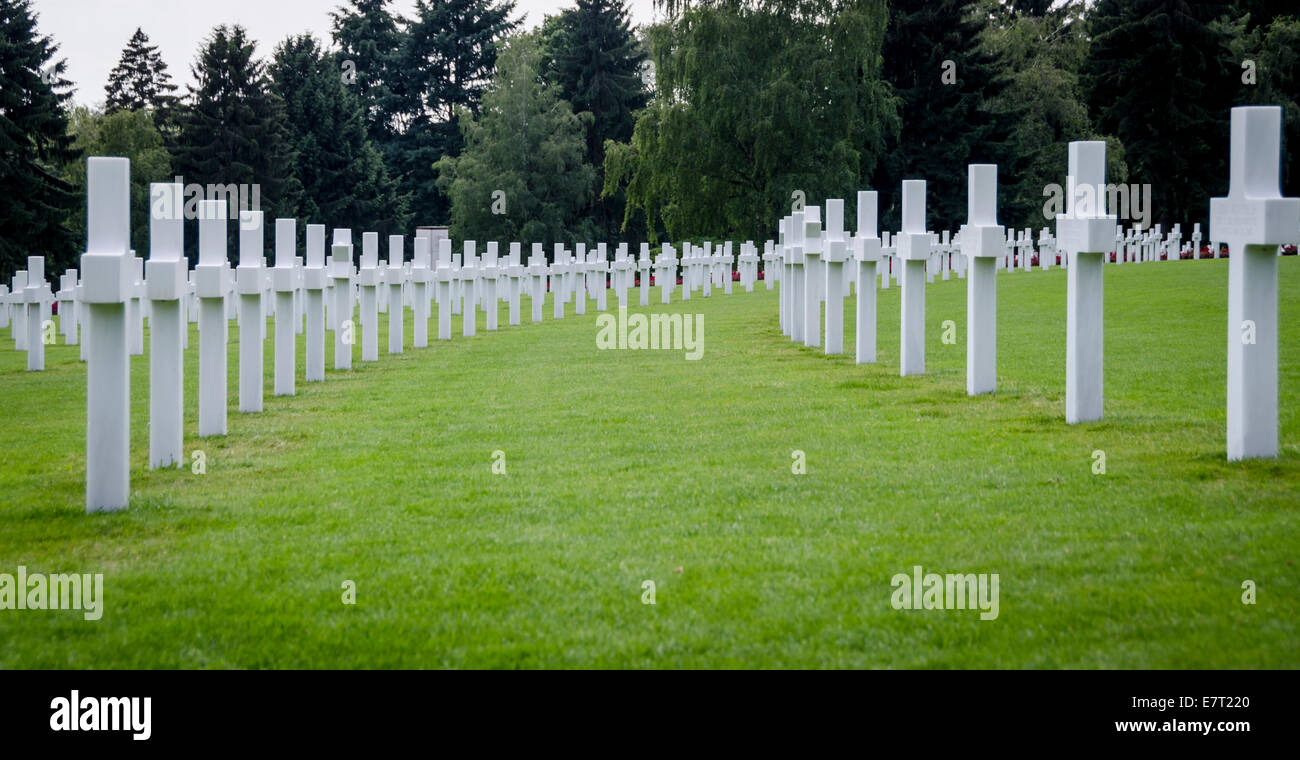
[768,106,1298,462]
[3,158,777,513]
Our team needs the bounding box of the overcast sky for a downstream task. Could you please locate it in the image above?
[33,0,661,108]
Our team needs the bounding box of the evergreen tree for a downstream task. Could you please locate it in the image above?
[435,33,596,246]
[983,0,1125,230]
[540,0,649,240]
[173,24,302,257]
[104,28,178,115]
[330,0,406,140]
[544,1,648,173]
[269,33,406,235]
[1083,0,1237,230]
[0,0,79,280]
[393,0,519,224]
[873,0,1009,232]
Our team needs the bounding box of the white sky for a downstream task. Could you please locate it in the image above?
[32,0,662,108]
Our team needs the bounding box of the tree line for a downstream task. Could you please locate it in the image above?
[1,0,1296,281]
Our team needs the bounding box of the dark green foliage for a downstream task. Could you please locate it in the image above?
[0,0,79,281]
[1083,0,1238,231]
[873,0,1010,232]
[104,27,178,117]
[538,1,649,239]
[269,34,406,236]
[172,25,302,260]
[606,0,899,243]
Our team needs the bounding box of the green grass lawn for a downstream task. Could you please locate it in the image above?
[1,258,1297,668]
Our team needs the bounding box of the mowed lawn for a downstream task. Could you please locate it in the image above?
[1,258,1297,668]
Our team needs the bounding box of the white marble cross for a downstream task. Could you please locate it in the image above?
[436,238,453,339]
[528,242,546,323]
[1211,106,1299,460]
[637,242,651,306]
[272,218,297,395]
[237,211,265,412]
[854,191,881,365]
[960,164,1005,396]
[897,180,931,376]
[823,199,847,355]
[147,182,187,467]
[1056,141,1116,424]
[330,228,355,369]
[81,157,134,512]
[304,224,327,380]
[387,235,405,350]
[802,207,822,348]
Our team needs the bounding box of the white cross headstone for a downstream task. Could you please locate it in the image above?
[657,244,674,305]
[507,242,523,326]
[961,164,1005,395]
[237,210,265,412]
[854,191,881,364]
[387,235,405,351]
[1211,106,1299,460]
[330,228,355,369]
[897,180,931,376]
[803,207,822,348]
[82,157,133,511]
[304,224,327,381]
[272,218,297,395]
[528,243,546,322]
[436,238,453,339]
[638,243,651,306]
[358,232,381,360]
[593,243,608,311]
[23,257,45,370]
[1192,222,1203,260]
[461,241,478,335]
[481,240,499,331]
[1056,141,1116,424]
[411,235,431,346]
[823,200,847,355]
[147,182,186,467]
[550,244,567,319]
[196,199,231,434]
[614,243,631,308]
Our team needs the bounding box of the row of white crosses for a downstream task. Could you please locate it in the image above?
[770,106,1297,461]
[66,157,784,511]
[8,231,787,358]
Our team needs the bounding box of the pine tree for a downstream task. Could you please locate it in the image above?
[1083,0,1236,230]
[434,33,596,246]
[0,0,79,280]
[393,0,519,224]
[104,28,177,114]
[872,0,1009,232]
[541,0,649,239]
[545,1,648,171]
[173,25,302,259]
[269,34,406,235]
[330,0,405,140]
